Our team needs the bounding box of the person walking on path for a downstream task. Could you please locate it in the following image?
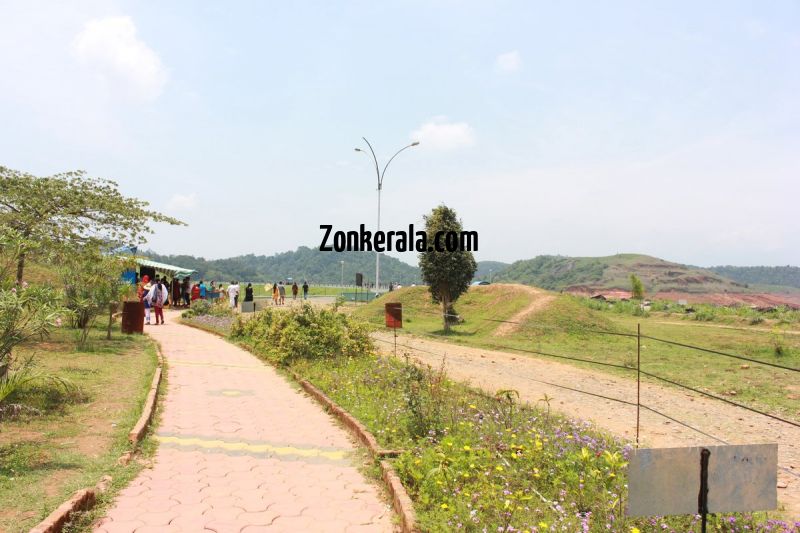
[191,283,200,303]
[182,277,191,306]
[244,283,254,302]
[96,313,393,532]
[227,281,240,310]
[146,278,168,325]
[199,280,207,299]
[141,276,153,325]
[278,282,286,305]
[171,278,181,307]
[302,281,309,300]
[291,281,298,300]
[272,283,279,306]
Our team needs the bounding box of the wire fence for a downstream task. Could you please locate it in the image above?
[372,305,800,479]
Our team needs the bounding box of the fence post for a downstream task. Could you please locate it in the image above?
[636,322,641,448]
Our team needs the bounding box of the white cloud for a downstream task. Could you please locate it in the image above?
[166,193,197,211]
[72,16,167,101]
[410,116,475,150]
[495,50,522,72]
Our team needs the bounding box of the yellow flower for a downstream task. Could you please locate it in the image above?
[631,529,641,533]
[440,503,448,509]
[538,522,548,529]
[414,459,422,465]
[469,404,477,409]
[463,445,471,451]
[495,465,504,472]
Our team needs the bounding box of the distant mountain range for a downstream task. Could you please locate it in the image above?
[142,247,421,286]
[707,265,800,290]
[142,247,799,294]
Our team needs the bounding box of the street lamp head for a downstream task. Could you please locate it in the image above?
[411,141,420,147]
[354,148,363,152]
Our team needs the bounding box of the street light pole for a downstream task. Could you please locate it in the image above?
[355,137,419,296]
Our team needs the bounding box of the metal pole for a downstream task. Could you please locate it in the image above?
[699,448,710,533]
[636,322,641,448]
[376,185,381,296]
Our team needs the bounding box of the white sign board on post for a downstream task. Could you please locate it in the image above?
[627,443,777,517]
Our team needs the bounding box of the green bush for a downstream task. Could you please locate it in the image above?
[181,299,231,319]
[230,304,372,364]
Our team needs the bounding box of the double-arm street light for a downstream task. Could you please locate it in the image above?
[355,137,419,296]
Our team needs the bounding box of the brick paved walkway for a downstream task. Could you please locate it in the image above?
[96,311,393,532]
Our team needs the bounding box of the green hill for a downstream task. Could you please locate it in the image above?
[474,261,510,281]
[142,246,421,285]
[708,265,800,290]
[495,253,746,294]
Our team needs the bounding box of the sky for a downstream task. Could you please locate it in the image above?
[1,1,798,267]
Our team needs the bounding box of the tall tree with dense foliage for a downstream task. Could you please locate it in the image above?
[418,205,477,332]
[0,166,184,282]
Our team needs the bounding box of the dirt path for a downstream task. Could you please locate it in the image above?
[96,311,392,532]
[492,285,555,337]
[373,331,800,520]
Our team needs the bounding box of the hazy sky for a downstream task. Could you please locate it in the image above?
[1,1,798,267]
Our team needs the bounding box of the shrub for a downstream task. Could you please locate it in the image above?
[181,299,231,319]
[230,304,372,364]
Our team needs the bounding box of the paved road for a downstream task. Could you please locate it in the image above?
[96,311,392,532]
[373,331,800,520]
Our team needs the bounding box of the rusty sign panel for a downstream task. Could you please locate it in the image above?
[627,444,777,517]
[385,303,402,328]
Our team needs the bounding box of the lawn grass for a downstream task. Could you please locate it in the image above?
[0,325,159,532]
[352,287,800,422]
[248,283,346,298]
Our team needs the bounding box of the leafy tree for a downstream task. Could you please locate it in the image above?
[418,205,477,332]
[0,228,65,379]
[0,166,184,283]
[59,248,135,344]
[630,274,645,300]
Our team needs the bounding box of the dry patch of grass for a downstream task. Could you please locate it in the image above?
[0,326,158,533]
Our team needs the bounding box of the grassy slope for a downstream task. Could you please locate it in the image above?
[352,285,800,421]
[0,326,159,532]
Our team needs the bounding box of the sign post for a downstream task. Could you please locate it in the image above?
[384,303,402,356]
[627,443,777,532]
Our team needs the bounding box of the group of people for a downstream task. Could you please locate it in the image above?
[136,275,312,322]
[265,281,308,305]
[136,275,170,325]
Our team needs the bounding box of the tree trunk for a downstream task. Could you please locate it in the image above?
[107,304,113,340]
[16,254,25,284]
[441,296,450,333]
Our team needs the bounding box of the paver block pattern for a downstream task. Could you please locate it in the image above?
[97,312,393,532]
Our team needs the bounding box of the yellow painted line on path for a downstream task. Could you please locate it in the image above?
[154,435,348,461]
[168,359,263,370]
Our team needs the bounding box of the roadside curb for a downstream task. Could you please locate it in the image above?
[28,341,165,533]
[294,375,401,459]
[128,366,162,445]
[292,373,418,532]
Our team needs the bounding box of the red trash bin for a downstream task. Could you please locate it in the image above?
[121,301,145,334]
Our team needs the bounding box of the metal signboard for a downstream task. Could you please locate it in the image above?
[628,444,777,517]
[385,303,402,328]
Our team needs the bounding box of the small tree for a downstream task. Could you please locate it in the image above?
[630,274,645,300]
[59,248,134,344]
[0,166,184,283]
[418,205,477,332]
[0,228,64,379]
